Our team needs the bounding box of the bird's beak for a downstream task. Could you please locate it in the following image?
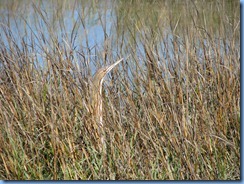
[105,58,124,74]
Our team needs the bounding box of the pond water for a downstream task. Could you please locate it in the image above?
[0,0,240,78]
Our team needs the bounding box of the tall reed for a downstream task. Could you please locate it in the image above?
[0,0,240,180]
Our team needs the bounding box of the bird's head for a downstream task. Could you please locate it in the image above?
[92,58,124,87]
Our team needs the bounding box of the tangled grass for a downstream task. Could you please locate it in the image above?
[0,0,240,180]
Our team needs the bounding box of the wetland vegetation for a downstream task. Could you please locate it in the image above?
[0,0,240,180]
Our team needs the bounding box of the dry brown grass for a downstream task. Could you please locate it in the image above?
[0,0,240,180]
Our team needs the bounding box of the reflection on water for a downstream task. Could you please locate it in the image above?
[0,0,240,77]
[0,1,240,180]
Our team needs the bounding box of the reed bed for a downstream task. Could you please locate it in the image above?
[0,0,240,180]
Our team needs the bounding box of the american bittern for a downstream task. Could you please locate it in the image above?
[89,58,124,151]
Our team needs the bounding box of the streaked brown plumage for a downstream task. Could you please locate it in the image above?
[89,58,124,151]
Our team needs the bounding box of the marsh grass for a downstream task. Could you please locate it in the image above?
[0,0,240,180]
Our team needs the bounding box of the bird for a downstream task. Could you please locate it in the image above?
[88,58,124,152]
